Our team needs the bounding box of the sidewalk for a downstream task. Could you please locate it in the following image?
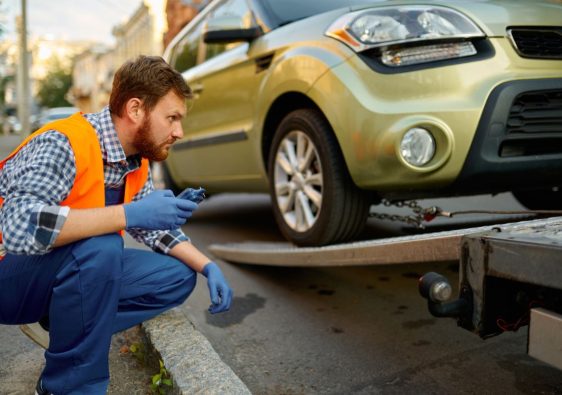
[0,323,158,394]
[0,132,250,394]
[0,311,249,394]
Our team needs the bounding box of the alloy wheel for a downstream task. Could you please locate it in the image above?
[273,130,323,232]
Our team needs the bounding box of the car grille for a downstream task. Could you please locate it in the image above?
[508,28,562,59]
[501,89,562,157]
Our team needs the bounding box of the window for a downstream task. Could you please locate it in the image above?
[260,0,351,27]
[171,22,205,72]
[204,0,255,61]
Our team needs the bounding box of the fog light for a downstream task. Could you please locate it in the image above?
[400,127,435,166]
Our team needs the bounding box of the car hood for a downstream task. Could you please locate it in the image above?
[348,0,562,37]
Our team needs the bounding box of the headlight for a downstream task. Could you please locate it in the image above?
[326,5,485,64]
[400,128,435,167]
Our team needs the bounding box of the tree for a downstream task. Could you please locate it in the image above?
[36,61,72,108]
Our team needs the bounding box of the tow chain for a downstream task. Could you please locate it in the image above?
[369,199,562,229]
[369,200,428,228]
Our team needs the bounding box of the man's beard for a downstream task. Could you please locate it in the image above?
[133,115,174,161]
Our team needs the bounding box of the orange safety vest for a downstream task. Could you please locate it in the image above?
[0,112,149,244]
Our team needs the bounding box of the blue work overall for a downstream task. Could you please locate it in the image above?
[0,186,196,394]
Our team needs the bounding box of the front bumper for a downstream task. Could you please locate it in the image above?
[450,78,562,195]
[309,38,562,197]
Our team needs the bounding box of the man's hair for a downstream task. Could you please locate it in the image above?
[109,55,192,117]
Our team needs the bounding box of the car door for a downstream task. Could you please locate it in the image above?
[169,0,267,192]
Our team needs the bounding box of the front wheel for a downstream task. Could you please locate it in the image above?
[268,109,371,246]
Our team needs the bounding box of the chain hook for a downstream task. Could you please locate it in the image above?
[370,199,451,228]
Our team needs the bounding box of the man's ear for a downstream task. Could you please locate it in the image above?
[125,98,143,123]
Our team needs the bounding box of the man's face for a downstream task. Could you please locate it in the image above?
[133,91,186,161]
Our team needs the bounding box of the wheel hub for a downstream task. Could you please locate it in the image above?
[292,172,306,191]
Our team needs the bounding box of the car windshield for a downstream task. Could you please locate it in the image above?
[260,0,354,26]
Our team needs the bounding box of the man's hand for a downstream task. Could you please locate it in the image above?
[202,262,233,314]
[124,189,198,230]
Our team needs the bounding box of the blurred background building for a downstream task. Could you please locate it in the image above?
[74,0,210,113]
[0,0,210,134]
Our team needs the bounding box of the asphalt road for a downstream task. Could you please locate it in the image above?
[178,192,562,395]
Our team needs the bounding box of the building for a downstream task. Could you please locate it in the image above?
[71,0,208,112]
[71,45,112,113]
[30,38,92,83]
[2,0,211,128]
[112,0,166,67]
[164,0,210,48]
[1,35,91,116]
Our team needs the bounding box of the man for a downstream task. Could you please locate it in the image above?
[0,55,233,394]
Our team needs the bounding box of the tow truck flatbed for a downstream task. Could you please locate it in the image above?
[209,216,562,267]
[417,215,562,370]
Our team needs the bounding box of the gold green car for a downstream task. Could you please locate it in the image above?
[160,0,562,246]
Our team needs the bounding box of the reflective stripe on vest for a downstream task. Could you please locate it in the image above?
[0,112,149,244]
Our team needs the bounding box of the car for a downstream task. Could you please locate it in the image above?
[32,107,79,131]
[2,115,22,135]
[160,0,562,246]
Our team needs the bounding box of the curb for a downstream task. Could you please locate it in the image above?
[142,308,251,395]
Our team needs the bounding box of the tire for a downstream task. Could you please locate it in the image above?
[150,161,181,194]
[267,109,371,246]
[512,187,562,210]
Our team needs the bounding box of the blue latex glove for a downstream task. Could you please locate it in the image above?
[202,262,233,314]
[124,189,198,230]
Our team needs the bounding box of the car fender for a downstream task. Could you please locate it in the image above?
[252,40,354,163]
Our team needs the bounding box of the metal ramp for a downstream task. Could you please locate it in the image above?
[209,217,562,267]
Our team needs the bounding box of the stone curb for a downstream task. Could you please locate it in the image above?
[142,308,251,395]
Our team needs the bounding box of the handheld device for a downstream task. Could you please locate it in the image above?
[177,187,206,203]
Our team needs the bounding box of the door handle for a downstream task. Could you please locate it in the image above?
[191,82,204,94]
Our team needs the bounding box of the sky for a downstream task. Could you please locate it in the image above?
[2,0,144,45]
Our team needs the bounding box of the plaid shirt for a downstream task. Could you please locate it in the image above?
[0,106,188,256]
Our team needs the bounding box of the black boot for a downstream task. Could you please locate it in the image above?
[35,377,52,395]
